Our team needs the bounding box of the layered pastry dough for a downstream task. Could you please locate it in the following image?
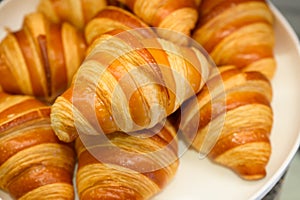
[116,0,199,36]
[51,29,211,142]
[0,92,76,199]
[76,122,178,199]
[84,6,152,44]
[180,66,273,180]
[0,12,86,103]
[193,0,276,79]
[37,0,107,29]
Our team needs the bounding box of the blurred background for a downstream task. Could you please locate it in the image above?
[272,0,300,37]
[271,1,300,199]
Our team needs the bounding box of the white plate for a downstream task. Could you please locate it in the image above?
[1,0,300,199]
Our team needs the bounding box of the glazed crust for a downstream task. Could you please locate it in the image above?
[37,0,107,29]
[51,24,211,142]
[180,66,273,180]
[193,0,276,79]
[75,122,179,200]
[0,92,76,199]
[117,0,199,36]
[0,12,86,103]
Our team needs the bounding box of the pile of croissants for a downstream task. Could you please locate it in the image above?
[0,0,276,199]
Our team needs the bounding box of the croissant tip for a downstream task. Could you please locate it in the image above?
[240,173,266,181]
[232,165,267,181]
[238,170,267,181]
[53,129,74,143]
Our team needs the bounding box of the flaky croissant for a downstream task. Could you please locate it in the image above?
[179,66,273,180]
[51,28,211,142]
[0,92,76,199]
[37,0,107,29]
[193,0,276,79]
[116,0,199,36]
[75,121,178,200]
[0,12,86,103]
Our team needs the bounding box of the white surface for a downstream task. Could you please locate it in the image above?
[1,0,300,199]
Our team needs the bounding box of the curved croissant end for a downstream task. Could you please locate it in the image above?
[75,121,179,200]
[0,12,86,103]
[180,66,273,180]
[193,0,276,79]
[37,0,107,29]
[0,92,76,199]
[51,29,211,142]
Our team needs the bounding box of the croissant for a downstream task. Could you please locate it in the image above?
[75,121,178,200]
[37,0,107,29]
[84,6,153,45]
[51,27,212,142]
[0,12,86,103]
[193,0,276,79]
[0,92,76,199]
[116,0,199,36]
[179,66,273,180]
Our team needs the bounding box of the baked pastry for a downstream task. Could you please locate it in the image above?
[193,0,276,79]
[179,66,273,180]
[75,121,178,199]
[51,29,211,142]
[37,0,107,29]
[0,4,278,200]
[85,6,153,44]
[0,12,86,103]
[0,92,76,199]
[115,0,199,36]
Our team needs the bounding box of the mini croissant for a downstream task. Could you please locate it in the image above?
[180,66,273,180]
[0,12,86,103]
[75,121,179,199]
[51,28,211,142]
[37,0,107,29]
[0,92,76,199]
[193,0,276,79]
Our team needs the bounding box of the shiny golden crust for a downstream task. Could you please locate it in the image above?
[193,0,276,79]
[75,122,179,200]
[0,12,86,103]
[51,30,211,142]
[180,66,273,180]
[37,0,107,29]
[0,92,76,199]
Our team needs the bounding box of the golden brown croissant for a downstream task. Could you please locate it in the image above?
[51,28,212,142]
[0,12,86,103]
[179,66,273,180]
[0,92,76,199]
[193,0,276,79]
[116,0,199,36]
[37,0,107,29]
[84,6,153,45]
[75,121,178,200]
